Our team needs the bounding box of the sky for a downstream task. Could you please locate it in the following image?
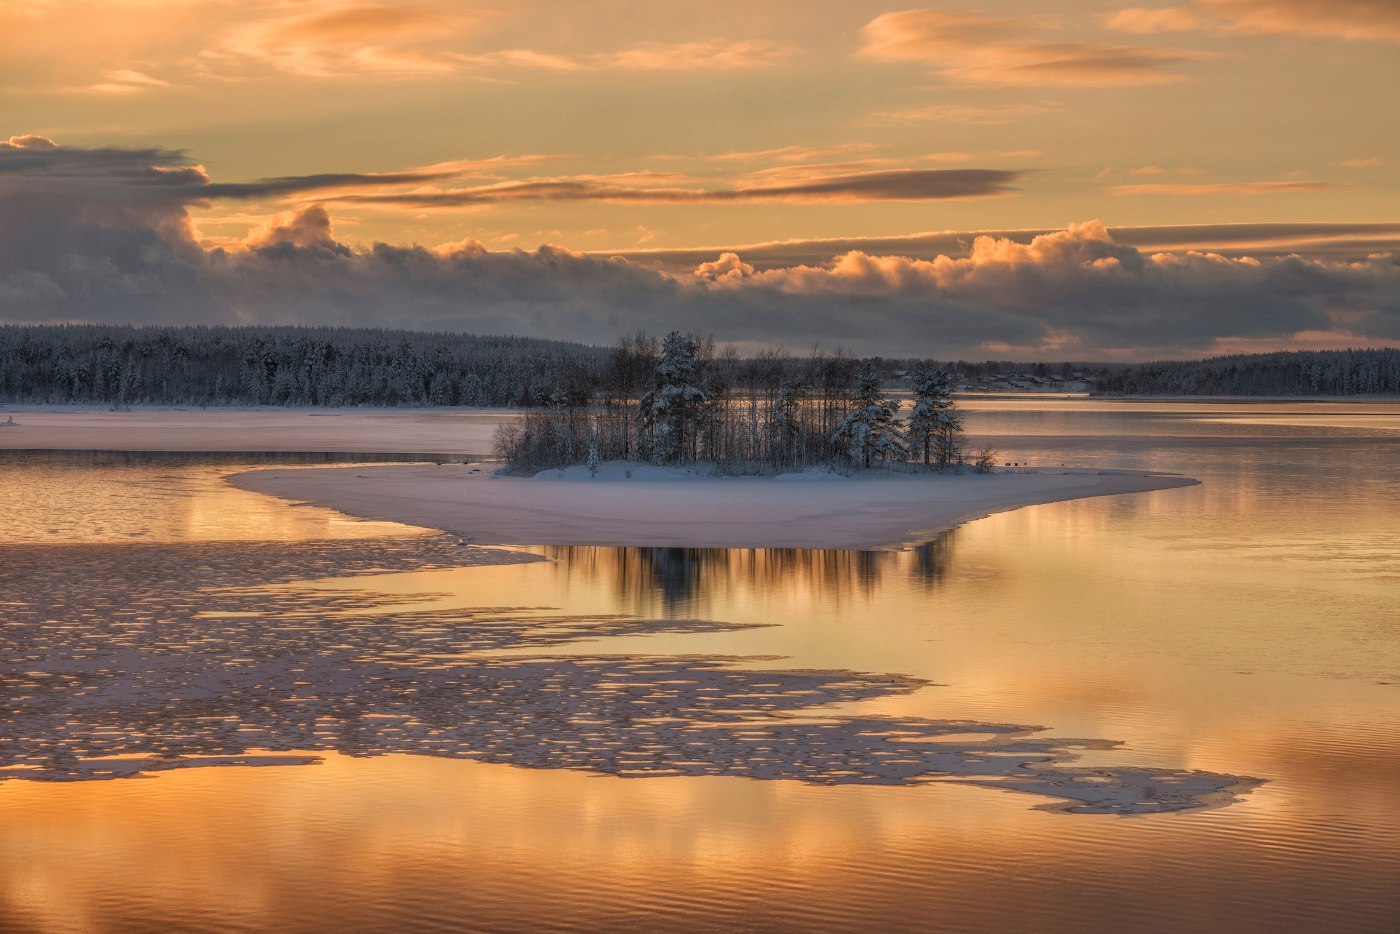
[1,0,1397,359]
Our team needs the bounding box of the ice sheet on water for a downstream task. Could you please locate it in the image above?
[0,535,1261,813]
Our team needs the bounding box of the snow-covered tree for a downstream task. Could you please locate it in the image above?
[907,365,963,469]
[772,382,807,469]
[640,331,707,465]
[832,364,907,468]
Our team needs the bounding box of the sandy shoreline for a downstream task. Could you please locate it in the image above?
[230,462,1198,551]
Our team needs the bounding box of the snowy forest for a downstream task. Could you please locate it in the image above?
[493,331,979,474]
[1,327,1396,411]
[1092,349,1400,396]
[0,325,609,407]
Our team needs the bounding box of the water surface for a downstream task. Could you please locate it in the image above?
[1,400,1397,932]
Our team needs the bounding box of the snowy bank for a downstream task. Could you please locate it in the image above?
[230,461,1198,551]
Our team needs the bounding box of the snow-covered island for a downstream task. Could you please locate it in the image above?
[230,461,1196,551]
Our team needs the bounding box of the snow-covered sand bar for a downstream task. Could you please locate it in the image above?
[232,462,1198,551]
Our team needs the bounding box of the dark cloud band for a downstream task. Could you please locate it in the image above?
[1,138,1396,359]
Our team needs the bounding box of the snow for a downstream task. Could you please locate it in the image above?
[231,461,1199,551]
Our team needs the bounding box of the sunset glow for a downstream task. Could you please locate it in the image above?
[1,0,1396,357]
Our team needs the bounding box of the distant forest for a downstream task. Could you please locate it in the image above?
[0,325,1396,405]
[0,325,609,407]
[1092,349,1400,396]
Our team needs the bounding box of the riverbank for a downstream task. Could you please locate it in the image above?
[230,461,1198,550]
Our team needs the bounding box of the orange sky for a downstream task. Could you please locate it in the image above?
[1,1,1397,357]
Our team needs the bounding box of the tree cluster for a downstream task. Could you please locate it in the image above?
[495,331,979,475]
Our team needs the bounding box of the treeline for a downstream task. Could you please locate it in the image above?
[5,325,1391,408]
[0,324,608,407]
[495,331,988,475]
[1093,349,1400,396]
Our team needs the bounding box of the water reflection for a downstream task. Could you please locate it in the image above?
[0,531,1256,813]
[537,532,957,615]
[0,450,432,544]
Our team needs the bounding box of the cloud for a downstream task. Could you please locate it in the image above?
[1334,156,1386,169]
[2,138,1397,358]
[1106,7,1205,33]
[1205,0,1400,41]
[2,134,59,150]
[217,3,478,78]
[326,168,1026,207]
[207,3,791,79]
[677,220,1400,352]
[55,148,1015,213]
[1107,180,1340,196]
[244,204,350,257]
[589,39,791,70]
[653,144,878,164]
[79,68,173,95]
[615,222,1400,270]
[869,102,1065,125]
[1108,2,1400,42]
[858,10,1209,86]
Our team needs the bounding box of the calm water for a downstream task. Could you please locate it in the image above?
[1,400,1398,932]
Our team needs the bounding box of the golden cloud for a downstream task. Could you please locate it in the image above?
[859,10,1209,86]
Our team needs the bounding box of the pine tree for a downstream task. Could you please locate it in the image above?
[640,331,707,465]
[907,365,963,470]
[832,364,907,468]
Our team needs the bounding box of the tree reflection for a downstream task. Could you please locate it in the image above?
[538,530,958,615]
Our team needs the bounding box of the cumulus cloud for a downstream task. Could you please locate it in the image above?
[2,135,59,150]
[1,138,1397,358]
[859,10,1210,86]
[244,204,350,257]
[616,222,1400,270]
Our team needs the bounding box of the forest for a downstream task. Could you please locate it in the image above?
[0,324,609,408]
[0,326,1395,409]
[1091,349,1400,396]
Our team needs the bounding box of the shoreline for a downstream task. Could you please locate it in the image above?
[229,462,1199,551]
